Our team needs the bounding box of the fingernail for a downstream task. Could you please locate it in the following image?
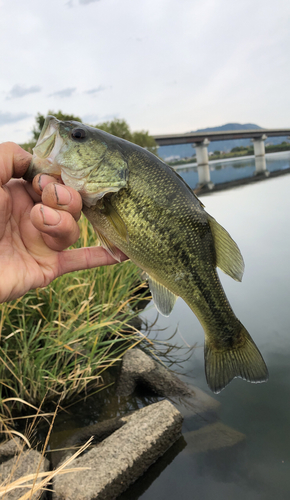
[54,184,72,205]
[38,174,53,192]
[38,174,44,192]
[41,205,61,225]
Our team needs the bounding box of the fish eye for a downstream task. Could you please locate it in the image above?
[71,128,87,140]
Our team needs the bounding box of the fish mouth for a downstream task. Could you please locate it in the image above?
[33,116,64,168]
[25,116,64,181]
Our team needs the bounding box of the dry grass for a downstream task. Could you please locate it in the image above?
[0,400,93,500]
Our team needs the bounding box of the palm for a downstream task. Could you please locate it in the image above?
[0,180,59,302]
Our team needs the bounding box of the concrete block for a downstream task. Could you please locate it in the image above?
[0,449,50,500]
[117,348,192,397]
[0,438,23,464]
[53,400,183,500]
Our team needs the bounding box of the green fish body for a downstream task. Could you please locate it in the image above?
[26,116,268,393]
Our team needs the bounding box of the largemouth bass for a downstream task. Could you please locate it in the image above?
[25,116,268,393]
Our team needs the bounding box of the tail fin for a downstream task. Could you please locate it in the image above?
[204,326,268,394]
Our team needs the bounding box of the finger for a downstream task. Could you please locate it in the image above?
[0,143,32,185]
[57,246,129,276]
[0,187,12,239]
[32,173,63,196]
[30,204,80,251]
[24,180,42,203]
[41,182,82,221]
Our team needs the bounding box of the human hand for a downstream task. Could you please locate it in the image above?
[0,142,127,303]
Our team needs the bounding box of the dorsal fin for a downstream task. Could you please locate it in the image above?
[147,275,177,316]
[208,215,244,282]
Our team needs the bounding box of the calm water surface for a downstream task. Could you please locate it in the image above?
[177,150,290,188]
[133,174,290,500]
[48,174,290,500]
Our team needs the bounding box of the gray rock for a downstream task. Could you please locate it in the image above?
[0,438,23,464]
[117,348,192,397]
[184,421,245,454]
[175,384,221,428]
[124,315,143,332]
[185,385,220,414]
[55,416,129,466]
[53,399,183,500]
[0,449,50,500]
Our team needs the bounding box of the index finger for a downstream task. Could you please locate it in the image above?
[0,142,32,186]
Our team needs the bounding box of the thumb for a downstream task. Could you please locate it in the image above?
[0,142,32,185]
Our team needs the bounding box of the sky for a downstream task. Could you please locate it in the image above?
[1,0,290,144]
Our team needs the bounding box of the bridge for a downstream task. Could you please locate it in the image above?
[153,128,290,188]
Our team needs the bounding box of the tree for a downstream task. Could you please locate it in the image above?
[231,146,245,153]
[32,111,82,141]
[95,118,132,141]
[131,130,158,156]
[95,118,158,156]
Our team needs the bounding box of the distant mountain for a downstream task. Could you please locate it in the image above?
[157,123,289,161]
[193,122,262,133]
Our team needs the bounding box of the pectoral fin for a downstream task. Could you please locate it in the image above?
[147,275,177,316]
[93,228,123,262]
[208,215,244,282]
[102,199,129,243]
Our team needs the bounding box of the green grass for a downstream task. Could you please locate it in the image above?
[0,216,151,413]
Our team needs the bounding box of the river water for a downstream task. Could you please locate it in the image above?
[47,155,290,499]
[134,173,290,500]
[176,150,290,188]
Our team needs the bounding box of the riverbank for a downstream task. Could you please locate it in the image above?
[168,143,290,167]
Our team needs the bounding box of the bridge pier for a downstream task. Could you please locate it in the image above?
[194,139,214,189]
[252,134,269,176]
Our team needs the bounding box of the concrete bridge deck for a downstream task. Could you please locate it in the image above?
[153,129,290,146]
[152,128,290,188]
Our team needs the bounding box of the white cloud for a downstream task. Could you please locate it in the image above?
[67,0,101,6]
[0,112,31,127]
[85,86,111,95]
[79,0,101,4]
[6,85,42,100]
[48,88,76,98]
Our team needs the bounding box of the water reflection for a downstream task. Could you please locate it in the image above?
[176,150,290,189]
[137,175,290,500]
[118,437,187,500]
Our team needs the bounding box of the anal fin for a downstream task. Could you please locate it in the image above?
[147,275,177,317]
